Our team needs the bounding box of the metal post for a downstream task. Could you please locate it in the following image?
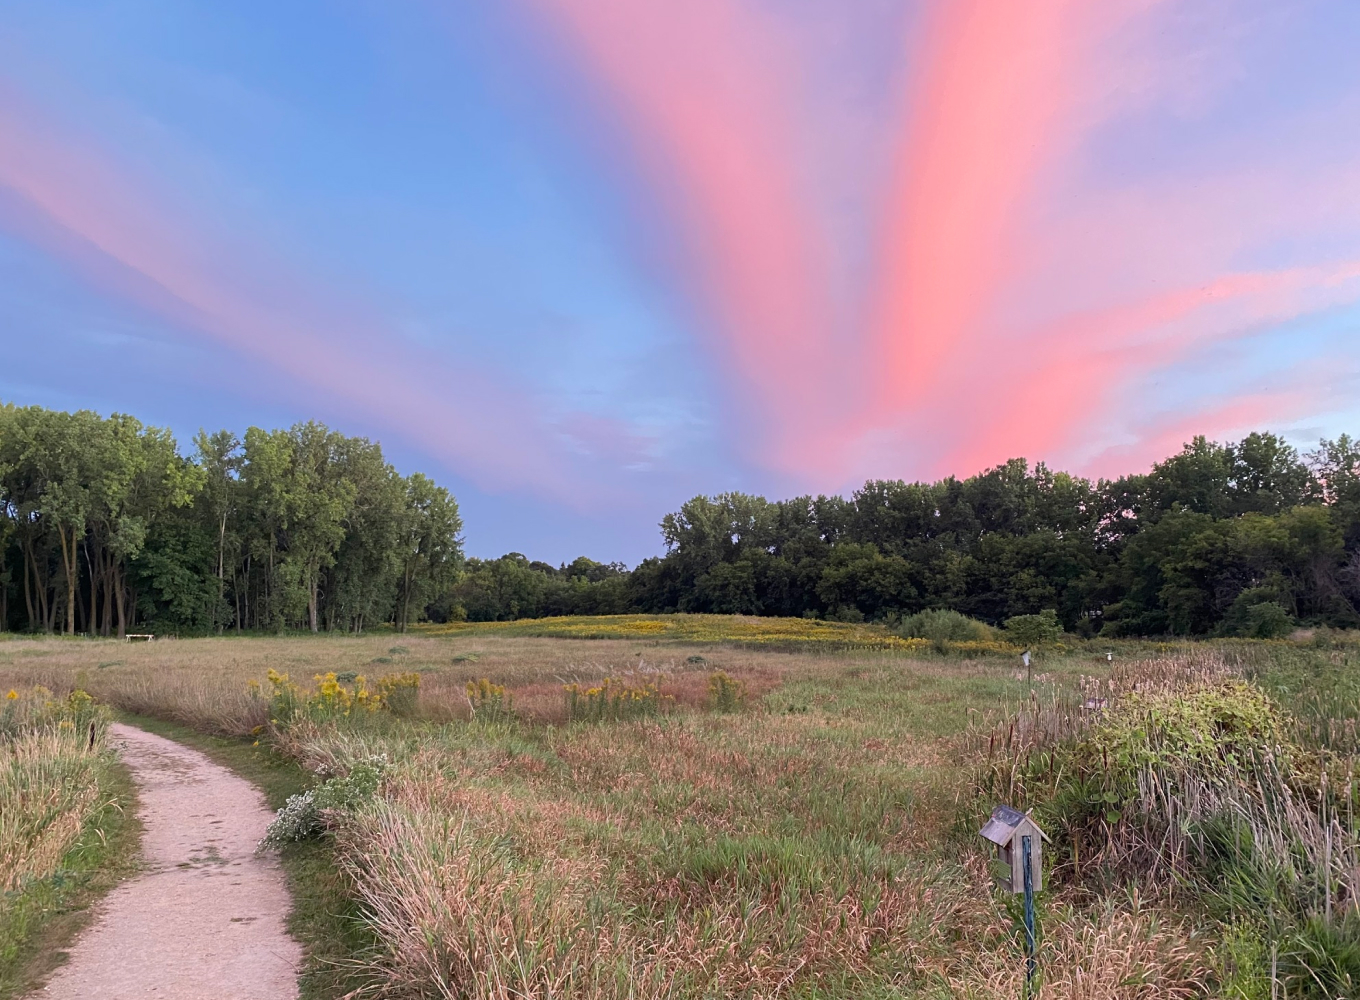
[1022,834,1037,996]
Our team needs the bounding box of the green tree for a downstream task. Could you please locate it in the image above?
[103,416,200,636]
[392,473,463,631]
[287,423,356,632]
[238,426,299,629]
[322,440,401,633]
[193,430,242,632]
[1004,609,1064,647]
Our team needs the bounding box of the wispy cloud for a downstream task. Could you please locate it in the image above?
[6,0,1360,527]
[530,0,1360,487]
[0,84,614,504]
[528,0,851,468]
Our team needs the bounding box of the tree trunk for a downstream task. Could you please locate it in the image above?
[22,539,35,631]
[84,540,97,637]
[38,545,53,631]
[216,512,227,633]
[102,555,115,637]
[114,565,127,638]
[23,535,52,633]
[57,526,77,635]
[267,545,275,630]
[76,572,88,635]
[308,569,319,633]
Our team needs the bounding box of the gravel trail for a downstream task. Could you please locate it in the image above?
[30,722,302,999]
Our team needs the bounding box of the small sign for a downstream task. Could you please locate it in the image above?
[1021,651,1031,668]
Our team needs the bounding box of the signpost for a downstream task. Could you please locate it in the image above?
[980,805,1048,996]
[1021,835,1037,994]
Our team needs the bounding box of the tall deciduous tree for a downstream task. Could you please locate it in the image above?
[284,423,356,633]
[393,473,463,632]
[194,430,242,632]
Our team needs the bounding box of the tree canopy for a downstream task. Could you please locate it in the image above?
[0,404,462,635]
[613,432,1360,636]
[5,403,1359,639]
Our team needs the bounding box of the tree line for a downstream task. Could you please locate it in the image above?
[455,431,1360,637]
[0,404,463,635]
[7,401,1360,638]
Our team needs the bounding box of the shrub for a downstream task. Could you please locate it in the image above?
[1004,609,1065,648]
[1222,591,1294,639]
[378,672,421,718]
[1003,680,1292,877]
[897,608,993,647]
[2,686,102,741]
[980,664,1360,997]
[706,671,746,713]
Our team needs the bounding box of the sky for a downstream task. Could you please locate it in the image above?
[2,1,1360,564]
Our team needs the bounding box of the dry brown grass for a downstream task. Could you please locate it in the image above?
[1,688,110,898]
[943,889,1213,998]
[337,762,971,999]
[3,631,1236,998]
[339,762,1212,1000]
[1,730,105,894]
[0,635,806,733]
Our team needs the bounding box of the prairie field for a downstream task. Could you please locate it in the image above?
[0,681,136,995]
[1,621,1357,999]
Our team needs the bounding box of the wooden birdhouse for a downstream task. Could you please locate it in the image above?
[979,805,1049,893]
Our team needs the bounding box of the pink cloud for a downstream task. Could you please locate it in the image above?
[942,262,1360,477]
[529,2,1360,491]
[1080,385,1327,483]
[0,87,603,503]
[12,3,1360,506]
[870,0,1088,408]
[526,0,846,467]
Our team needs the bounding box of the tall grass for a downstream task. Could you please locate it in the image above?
[1,686,113,967]
[12,631,1358,997]
[974,648,1360,996]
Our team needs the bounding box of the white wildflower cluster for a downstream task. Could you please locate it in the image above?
[258,754,390,851]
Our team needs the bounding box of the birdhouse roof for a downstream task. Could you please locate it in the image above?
[979,805,1050,846]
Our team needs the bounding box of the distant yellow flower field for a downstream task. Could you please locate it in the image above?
[413,613,941,650]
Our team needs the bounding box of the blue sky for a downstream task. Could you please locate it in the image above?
[3,1,1360,563]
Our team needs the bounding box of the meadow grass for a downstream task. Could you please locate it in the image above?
[0,624,1344,997]
[0,687,138,998]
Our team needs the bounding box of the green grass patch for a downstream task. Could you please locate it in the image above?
[118,713,375,1000]
[0,756,141,999]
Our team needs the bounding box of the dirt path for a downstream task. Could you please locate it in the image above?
[30,723,302,1000]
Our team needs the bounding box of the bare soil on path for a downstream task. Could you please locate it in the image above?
[29,723,302,1000]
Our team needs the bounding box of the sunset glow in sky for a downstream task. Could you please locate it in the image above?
[3,1,1360,561]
